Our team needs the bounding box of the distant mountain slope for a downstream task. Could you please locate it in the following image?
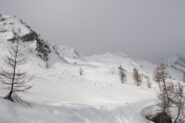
[163,55,185,80]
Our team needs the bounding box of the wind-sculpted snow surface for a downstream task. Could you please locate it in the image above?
[0,99,154,123]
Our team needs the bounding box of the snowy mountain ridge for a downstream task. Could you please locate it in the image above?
[164,55,185,73]
[0,14,80,64]
[0,14,184,123]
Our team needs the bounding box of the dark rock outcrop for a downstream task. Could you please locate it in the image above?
[146,112,172,123]
[8,26,51,61]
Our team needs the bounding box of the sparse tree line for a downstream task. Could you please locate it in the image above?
[153,64,185,123]
[118,64,185,122]
[118,65,151,88]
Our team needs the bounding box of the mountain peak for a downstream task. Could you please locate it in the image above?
[0,14,82,64]
[0,14,51,61]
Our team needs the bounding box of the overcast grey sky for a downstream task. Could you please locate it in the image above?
[1,0,185,63]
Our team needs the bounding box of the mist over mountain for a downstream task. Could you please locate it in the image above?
[0,14,184,123]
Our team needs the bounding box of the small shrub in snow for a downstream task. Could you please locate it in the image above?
[79,68,83,76]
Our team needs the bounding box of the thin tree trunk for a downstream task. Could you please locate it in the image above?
[6,43,18,101]
[174,103,181,123]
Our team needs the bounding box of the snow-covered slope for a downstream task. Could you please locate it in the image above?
[163,55,185,80]
[0,14,81,64]
[0,14,183,123]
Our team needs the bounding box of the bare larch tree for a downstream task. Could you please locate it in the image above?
[0,38,32,102]
[155,64,171,112]
[118,65,126,84]
[154,64,169,91]
[133,68,141,86]
[146,76,151,88]
[171,83,185,123]
[154,64,163,90]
